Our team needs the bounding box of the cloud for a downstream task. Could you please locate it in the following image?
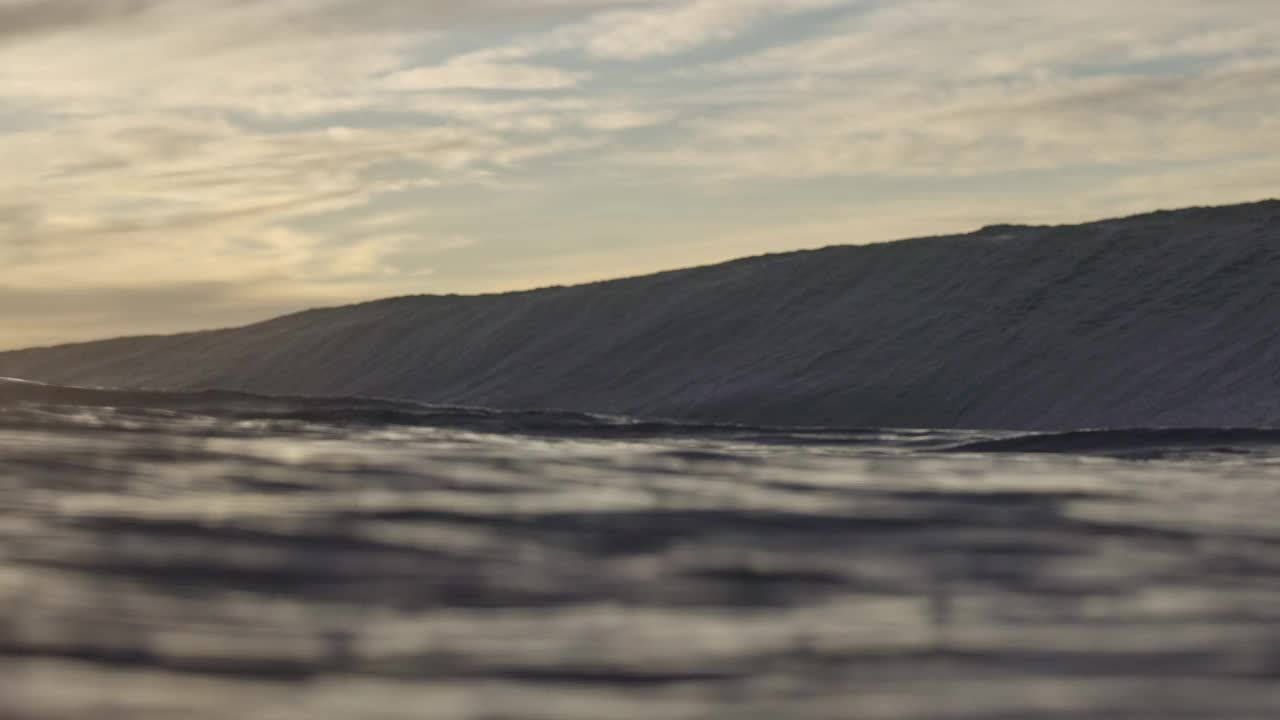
[402,0,855,68]
[0,0,161,44]
[0,1,650,115]
[632,1,1280,179]
[0,114,514,288]
[581,0,775,60]
[561,0,850,60]
[383,56,584,92]
[295,0,645,34]
[715,0,1279,79]
[581,110,672,131]
[0,0,641,47]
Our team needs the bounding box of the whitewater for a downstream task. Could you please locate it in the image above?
[3,379,1280,719]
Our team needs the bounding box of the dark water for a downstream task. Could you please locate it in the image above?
[3,385,1280,718]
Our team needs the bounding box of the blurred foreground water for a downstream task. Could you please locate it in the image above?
[2,396,1280,719]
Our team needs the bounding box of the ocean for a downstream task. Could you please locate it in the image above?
[2,386,1279,718]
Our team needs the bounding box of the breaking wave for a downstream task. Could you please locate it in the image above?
[3,201,1279,431]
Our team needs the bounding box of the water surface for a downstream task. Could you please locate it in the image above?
[2,394,1280,719]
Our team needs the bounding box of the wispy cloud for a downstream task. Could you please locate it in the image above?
[630,1,1280,181]
[383,54,585,92]
[567,0,850,60]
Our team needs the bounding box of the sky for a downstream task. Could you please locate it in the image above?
[1,0,1278,348]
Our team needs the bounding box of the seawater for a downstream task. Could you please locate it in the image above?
[2,400,1280,719]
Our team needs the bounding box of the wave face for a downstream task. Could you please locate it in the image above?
[2,200,1279,430]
